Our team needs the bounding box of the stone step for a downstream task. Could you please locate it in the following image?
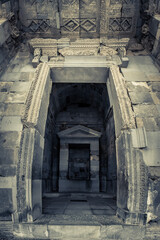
[13,222,147,240]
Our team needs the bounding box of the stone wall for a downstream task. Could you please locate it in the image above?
[121,55,160,223]
[0,0,20,77]
[0,44,35,220]
[18,0,139,39]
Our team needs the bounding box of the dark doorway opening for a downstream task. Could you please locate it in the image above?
[68,144,90,181]
[42,83,117,216]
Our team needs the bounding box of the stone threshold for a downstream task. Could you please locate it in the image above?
[13,214,149,240]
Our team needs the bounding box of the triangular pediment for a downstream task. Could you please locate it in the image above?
[58,125,101,138]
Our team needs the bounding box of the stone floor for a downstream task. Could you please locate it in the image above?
[42,193,116,216]
[1,193,160,239]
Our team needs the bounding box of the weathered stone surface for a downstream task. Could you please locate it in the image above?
[51,66,108,83]
[126,82,150,92]
[148,82,160,92]
[10,82,31,93]
[133,105,160,118]
[0,103,24,116]
[0,82,13,92]
[101,225,145,240]
[40,55,48,63]
[109,65,136,137]
[0,165,16,177]
[0,188,13,217]
[0,19,11,46]
[22,63,52,137]
[136,117,160,131]
[0,92,7,102]
[48,225,100,239]
[0,147,18,164]
[131,128,147,148]
[0,116,22,132]
[0,132,21,148]
[129,91,153,104]
[5,92,27,103]
[147,178,160,222]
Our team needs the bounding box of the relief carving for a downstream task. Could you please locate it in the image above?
[29,19,50,32]
[109,17,132,32]
[59,47,98,56]
[62,18,96,33]
[100,46,118,56]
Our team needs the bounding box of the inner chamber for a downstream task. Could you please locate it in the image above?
[42,83,117,214]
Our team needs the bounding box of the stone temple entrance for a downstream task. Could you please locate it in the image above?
[42,81,117,216]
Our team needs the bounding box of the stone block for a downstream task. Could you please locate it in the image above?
[0,165,16,177]
[143,148,160,166]
[148,82,160,92]
[0,92,7,102]
[147,178,160,222]
[147,131,160,149]
[121,57,129,68]
[0,188,13,217]
[0,132,21,148]
[31,224,48,238]
[40,55,48,63]
[148,167,160,177]
[145,73,160,82]
[10,82,31,93]
[122,70,148,82]
[149,15,160,40]
[0,147,18,164]
[0,19,11,46]
[133,105,159,118]
[5,92,27,103]
[131,128,147,148]
[116,131,131,210]
[31,179,42,221]
[48,225,100,239]
[101,225,145,239]
[51,67,108,83]
[0,103,25,116]
[129,91,153,104]
[32,133,44,180]
[0,72,21,82]
[0,116,22,131]
[140,117,160,131]
[32,57,39,68]
[0,82,13,92]
[126,81,150,92]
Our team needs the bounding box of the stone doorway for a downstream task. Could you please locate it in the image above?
[42,82,117,216]
[58,125,101,193]
[68,144,90,181]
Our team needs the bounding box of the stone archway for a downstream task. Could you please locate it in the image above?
[14,63,148,224]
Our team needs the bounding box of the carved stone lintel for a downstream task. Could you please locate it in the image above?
[100,46,117,56]
[29,38,57,57]
[59,47,98,56]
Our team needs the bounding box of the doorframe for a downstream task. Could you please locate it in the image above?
[14,62,148,224]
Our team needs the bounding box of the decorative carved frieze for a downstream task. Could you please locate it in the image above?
[110,0,134,4]
[28,19,50,32]
[29,38,57,57]
[59,47,98,56]
[62,18,96,33]
[109,17,132,32]
[100,46,118,56]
